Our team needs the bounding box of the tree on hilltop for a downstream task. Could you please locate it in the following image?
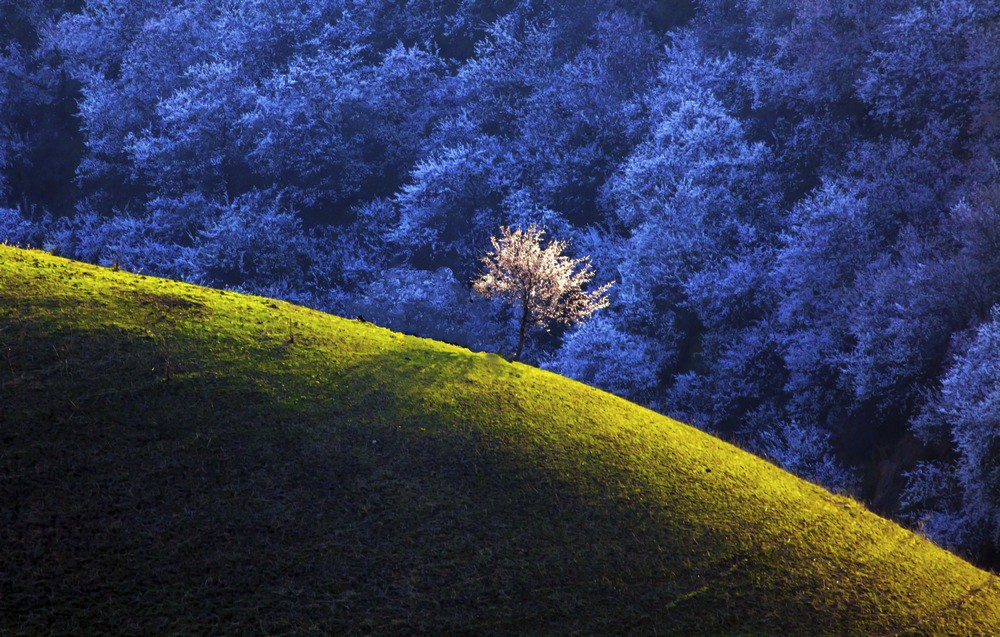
[473,225,611,361]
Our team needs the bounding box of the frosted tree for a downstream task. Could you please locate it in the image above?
[473,225,611,361]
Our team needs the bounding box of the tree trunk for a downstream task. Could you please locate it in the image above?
[514,297,529,362]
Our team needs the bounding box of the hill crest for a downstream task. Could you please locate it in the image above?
[1,244,998,635]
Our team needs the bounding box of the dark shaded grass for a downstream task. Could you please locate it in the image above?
[0,320,758,634]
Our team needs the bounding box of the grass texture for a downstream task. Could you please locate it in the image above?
[1,245,999,635]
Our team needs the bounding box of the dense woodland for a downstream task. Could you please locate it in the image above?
[1,0,998,566]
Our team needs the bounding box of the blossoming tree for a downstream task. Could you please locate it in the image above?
[473,225,612,361]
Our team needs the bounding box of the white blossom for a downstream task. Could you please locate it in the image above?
[473,225,611,361]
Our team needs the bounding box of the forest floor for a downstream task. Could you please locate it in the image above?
[2,244,999,635]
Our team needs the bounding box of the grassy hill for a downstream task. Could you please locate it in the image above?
[1,244,998,635]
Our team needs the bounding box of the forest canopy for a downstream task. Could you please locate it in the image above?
[1,0,998,565]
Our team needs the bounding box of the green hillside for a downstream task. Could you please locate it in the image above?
[1,244,998,635]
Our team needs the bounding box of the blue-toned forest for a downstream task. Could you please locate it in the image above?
[1,0,998,565]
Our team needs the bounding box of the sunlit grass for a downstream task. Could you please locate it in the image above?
[2,244,998,634]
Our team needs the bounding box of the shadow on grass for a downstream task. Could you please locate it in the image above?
[0,295,984,635]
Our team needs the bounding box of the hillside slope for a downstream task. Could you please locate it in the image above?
[1,245,998,635]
